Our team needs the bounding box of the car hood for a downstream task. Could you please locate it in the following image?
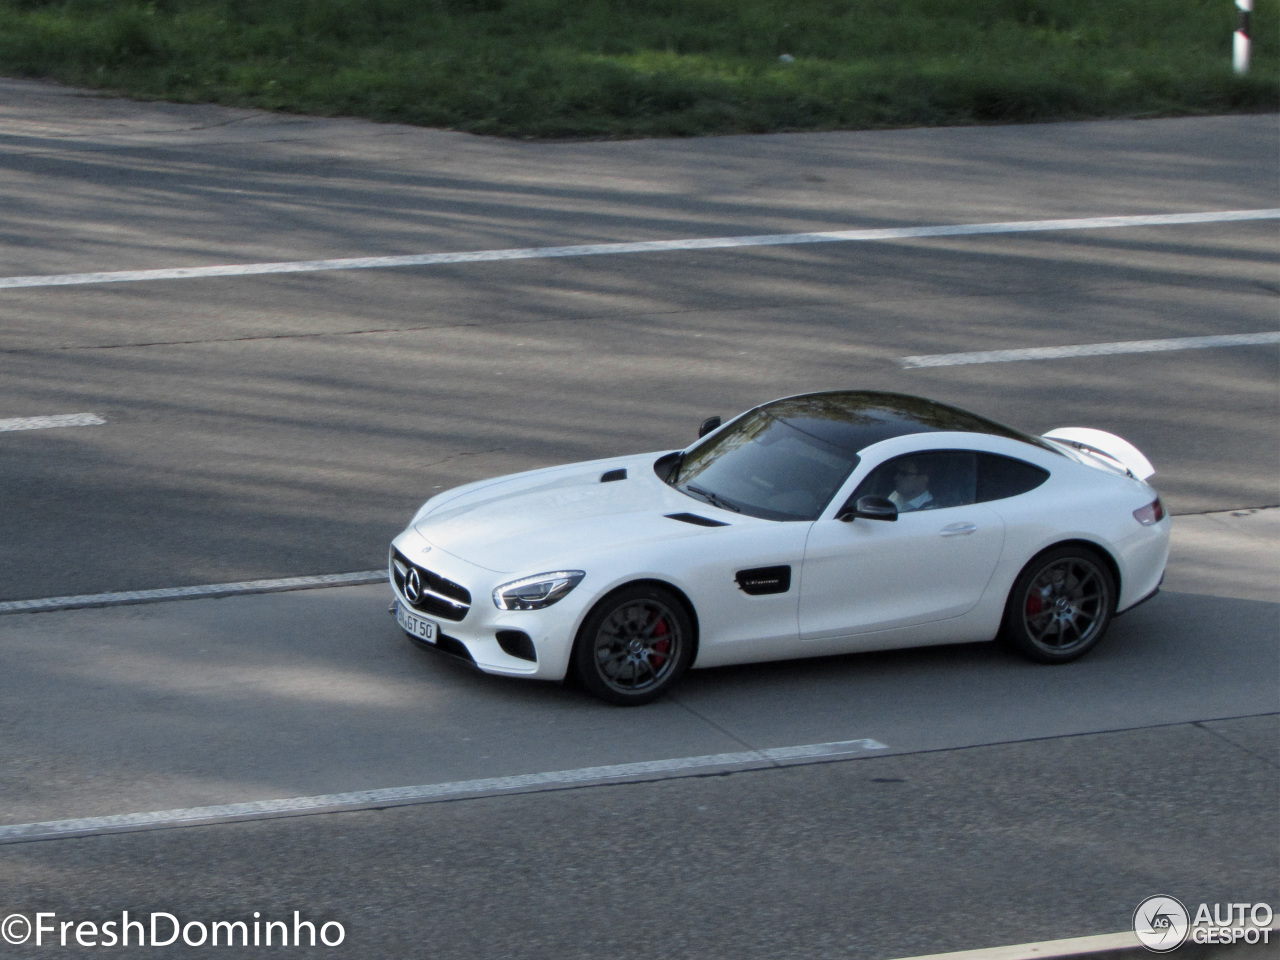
[412,453,731,573]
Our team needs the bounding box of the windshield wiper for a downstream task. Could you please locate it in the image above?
[683,483,741,513]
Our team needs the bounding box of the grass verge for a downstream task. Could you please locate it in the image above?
[0,0,1276,137]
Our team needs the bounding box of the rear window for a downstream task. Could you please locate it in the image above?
[975,453,1049,503]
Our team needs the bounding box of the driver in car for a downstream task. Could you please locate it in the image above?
[889,459,934,512]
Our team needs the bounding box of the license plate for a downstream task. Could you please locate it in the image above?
[396,603,438,643]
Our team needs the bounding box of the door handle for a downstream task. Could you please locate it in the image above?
[940,522,978,537]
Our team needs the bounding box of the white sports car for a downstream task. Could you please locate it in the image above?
[389,391,1170,705]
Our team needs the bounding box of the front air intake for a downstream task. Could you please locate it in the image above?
[496,630,537,662]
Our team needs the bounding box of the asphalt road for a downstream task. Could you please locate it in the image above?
[2,721,1275,960]
[0,80,1276,600]
[0,80,1276,959]
[0,554,1276,958]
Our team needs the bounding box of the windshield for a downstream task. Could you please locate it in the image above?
[670,409,860,521]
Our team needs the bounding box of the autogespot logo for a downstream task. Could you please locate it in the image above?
[1133,896,1191,953]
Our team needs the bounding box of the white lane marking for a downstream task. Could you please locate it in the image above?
[2,208,1276,290]
[886,931,1141,960]
[898,331,1280,368]
[0,738,888,843]
[889,923,1280,960]
[0,570,386,615]
[0,412,105,432]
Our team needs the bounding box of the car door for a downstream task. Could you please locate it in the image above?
[798,450,1006,644]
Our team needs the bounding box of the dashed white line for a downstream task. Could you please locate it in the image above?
[898,331,1280,368]
[0,570,386,615]
[2,209,1276,290]
[0,412,105,432]
[0,738,888,843]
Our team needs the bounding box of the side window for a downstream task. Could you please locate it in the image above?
[975,453,1049,503]
[851,451,977,513]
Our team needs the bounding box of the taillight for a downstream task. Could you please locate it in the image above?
[1133,497,1165,526]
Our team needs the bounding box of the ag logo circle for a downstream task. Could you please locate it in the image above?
[1133,895,1189,952]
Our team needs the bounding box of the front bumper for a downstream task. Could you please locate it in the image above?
[389,527,580,681]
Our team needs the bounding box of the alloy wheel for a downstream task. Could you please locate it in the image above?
[591,598,684,695]
[1020,556,1110,654]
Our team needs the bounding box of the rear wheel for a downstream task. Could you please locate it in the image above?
[1002,546,1116,663]
[573,584,693,705]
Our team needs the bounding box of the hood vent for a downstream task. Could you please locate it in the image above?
[665,512,729,527]
[600,468,628,483]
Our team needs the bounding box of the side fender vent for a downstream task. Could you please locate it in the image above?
[735,565,791,595]
[600,468,628,483]
[665,512,729,527]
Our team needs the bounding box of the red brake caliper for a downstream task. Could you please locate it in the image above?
[651,618,669,667]
[1025,593,1043,616]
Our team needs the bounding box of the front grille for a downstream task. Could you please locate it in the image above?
[391,549,472,622]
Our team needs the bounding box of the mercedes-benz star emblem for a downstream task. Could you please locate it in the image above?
[404,568,423,604]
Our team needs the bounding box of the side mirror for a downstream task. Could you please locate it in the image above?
[698,416,722,438]
[837,495,898,522]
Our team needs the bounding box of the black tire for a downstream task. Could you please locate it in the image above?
[1002,546,1116,664]
[573,584,694,705]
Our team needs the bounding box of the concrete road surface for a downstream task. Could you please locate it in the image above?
[0,508,1274,957]
[0,81,1275,958]
[0,79,1275,600]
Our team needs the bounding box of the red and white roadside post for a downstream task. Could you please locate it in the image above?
[1234,0,1253,75]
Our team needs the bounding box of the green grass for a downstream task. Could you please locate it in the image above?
[0,0,1275,137]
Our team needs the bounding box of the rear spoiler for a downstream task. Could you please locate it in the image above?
[1042,428,1155,481]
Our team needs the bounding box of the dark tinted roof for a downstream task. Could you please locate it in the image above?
[762,391,1049,455]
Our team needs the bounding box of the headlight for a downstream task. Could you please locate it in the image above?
[493,571,585,611]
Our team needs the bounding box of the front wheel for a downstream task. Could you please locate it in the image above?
[1002,547,1116,664]
[573,585,693,705]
